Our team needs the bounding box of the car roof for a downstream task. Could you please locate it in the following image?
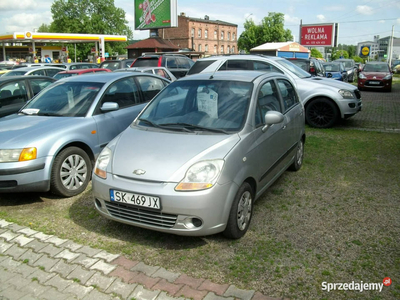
[178,70,284,82]
[56,71,171,83]
[365,61,388,64]
[56,68,110,74]
[196,54,284,62]
[8,66,65,71]
[0,75,57,82]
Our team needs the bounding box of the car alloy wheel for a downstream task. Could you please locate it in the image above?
[289,139,304,171]
[306,98,339,128]
[237,190,252,231]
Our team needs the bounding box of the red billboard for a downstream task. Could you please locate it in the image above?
[300,23,337,47]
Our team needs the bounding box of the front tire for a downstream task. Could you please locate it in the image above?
[50,147,92,197]
[306,98,339,128]
[289,139,304,171]
[223,182,253,239]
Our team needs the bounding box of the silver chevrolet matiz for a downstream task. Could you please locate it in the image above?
[92,71,306,239]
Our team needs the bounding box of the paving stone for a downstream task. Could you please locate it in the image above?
[1,286,29,299]
[46,274,74,291]
[132,261,161,276]
[156,291,187,300]
[0,230,20,241]
[105,278,137,299]
[94,250,120,262]
[13,235,35,246]
[131,272,161,289]
[224,285,255,300]
[38,244,63,257]
[12,262,37,278]
[0,219,12,228]
[67,265,97,285]
[7,223,26,232]
[252,291,282,300]
[27,269,56,284]
[152,267,181,282]
[129,285,161,300]
[5,271,31,289]
[38,286,70,300]
[110,255,139,270]
[72,253,99,268]
[77,245,102,257]
[0,256,22,271]
[55,249,81,261]
[47,236,68,246]
[175,274,205,289]
[25,239,48,252]
[89,260,117,275]
[60,240,83,251]
[50,259,78,277]
[18,228,39,236]
[152,279,184,296]
[0,240,13,253]
[109,265,138,283]
[19,249,44,265]
[85,272,116,291]
[4,243,27,259]
[0,281,13,292]
[204,292,234,300]
[33,255,60,271]
[175,285,208,300]
[63,282,94,298]
[32,232,53,241]
[0,268,17,283]
[20,279,51,297]
[82,288,117,300]
[0,228,8,235]
[198,280,230,296]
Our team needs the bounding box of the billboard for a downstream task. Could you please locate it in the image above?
[300,23,338,47]
[134,0,178,30]
[360,45,371,57]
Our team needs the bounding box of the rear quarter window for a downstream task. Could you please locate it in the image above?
[187,60,217,75]
[132,58,159,67]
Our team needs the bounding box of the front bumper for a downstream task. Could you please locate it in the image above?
[92,173,239,236]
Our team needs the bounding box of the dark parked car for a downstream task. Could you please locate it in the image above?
[334,59,357,82]
[130,53,194,79]
[99,59,135,71]
[0,75,56,118]
[286,58,325,77]
[323,62,348,82]
[358,61,392,92]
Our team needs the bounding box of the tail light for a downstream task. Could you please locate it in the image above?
[310,67,315,73]
[158,57,162,67]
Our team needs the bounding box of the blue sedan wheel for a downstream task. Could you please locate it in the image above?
[50,147,92,197]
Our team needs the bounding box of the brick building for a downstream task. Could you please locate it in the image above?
[158,13,238,56]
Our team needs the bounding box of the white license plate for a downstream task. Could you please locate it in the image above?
[369,81,380,85]
[110,189,161,210]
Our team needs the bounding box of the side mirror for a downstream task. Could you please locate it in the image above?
[100,102,119,112]
[262,111,284,132]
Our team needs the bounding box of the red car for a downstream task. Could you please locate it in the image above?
[358,62,393,92]
[53,68,111,80]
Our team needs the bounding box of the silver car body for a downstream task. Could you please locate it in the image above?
[92,71,306,237]
[0,72,170,195]
[114,67,178,81]
[188,55,362,127]
[3,66,66,77]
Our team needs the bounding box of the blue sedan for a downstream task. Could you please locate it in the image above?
[0,72,170,197]
[323,62,348,82]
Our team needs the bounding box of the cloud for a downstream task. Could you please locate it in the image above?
[317,15,326,21]
[356,5,374,15]
[284,14,300,25]
[2,12,52,33]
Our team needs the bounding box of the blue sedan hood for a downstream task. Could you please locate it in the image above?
[111,126,240,182]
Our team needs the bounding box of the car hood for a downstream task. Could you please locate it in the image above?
[111,127,240,182]
[304,76,356,90]
[0,114,82,147]
[361,72,390,79]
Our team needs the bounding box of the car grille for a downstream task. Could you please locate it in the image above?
[105,201,177,228]
[354,89,361,99]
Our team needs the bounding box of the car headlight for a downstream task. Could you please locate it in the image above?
[94,147,112,179]
[338,89,355,99]
[0,147,37,163]
[175,160,224,191]
[383,75,392,80]
[358,73,366,79]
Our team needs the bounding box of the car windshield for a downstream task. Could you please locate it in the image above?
[324,63,341,72]
[275,59,312,79]
[363,64,390,72]
[53,73,75,80]
[133,58,159,67]
[136,79,253,133]
[3,70,26,77]
[338,61,353,68]
[21,81,104,117]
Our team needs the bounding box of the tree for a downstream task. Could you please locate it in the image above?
[310,48,323,58]
[46,0,133,60]
[37,23,51,32]
[238,12,293,53]
[331,50,349,60]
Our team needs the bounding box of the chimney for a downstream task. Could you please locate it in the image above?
[205,15,209,20]
[180,12,186,17]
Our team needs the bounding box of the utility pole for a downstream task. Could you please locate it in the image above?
[388,25,394,67]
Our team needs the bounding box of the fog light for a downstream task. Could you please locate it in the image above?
[348,103,356,108]
[95,199,102,209]
[184,217,203,229]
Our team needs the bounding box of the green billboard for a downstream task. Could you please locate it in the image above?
[134,0,178,30]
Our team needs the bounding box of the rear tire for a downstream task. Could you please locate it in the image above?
[289,139,304,171]
[223,182,253,239]
[50,147,92,197]
[305,98,339,128]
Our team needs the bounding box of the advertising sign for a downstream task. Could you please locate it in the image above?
[360,46,370,57]
[134,0,178,30]
[300,23,337,47]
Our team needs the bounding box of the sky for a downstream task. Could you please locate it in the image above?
[0,0,399,46]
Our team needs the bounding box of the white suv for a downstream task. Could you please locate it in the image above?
[187,55,362,128]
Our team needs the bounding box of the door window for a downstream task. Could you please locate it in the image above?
[277,79,299,112]
[255,80,281,127]
[0,81,28,106]
[101,78,140,110]
[30,78,54,96]
[136,76,168,101]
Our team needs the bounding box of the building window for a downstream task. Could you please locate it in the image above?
[198,29,201,38]
[233,33,236,40]
[232,46,235,53]
[191,28,194,37]
[221,31,224,40]
[227,46,230,54]
[228,32,231,40]
[205,44,208,52]
[198,44,202,52]
[214,31,217,39]
[205,30,208,39]
[221,45,224,53]
[214,45,217,53]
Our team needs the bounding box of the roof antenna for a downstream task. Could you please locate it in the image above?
[209,59,226,79]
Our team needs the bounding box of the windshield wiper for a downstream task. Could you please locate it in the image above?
[159,123,229,134]
[138,118,191,132]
